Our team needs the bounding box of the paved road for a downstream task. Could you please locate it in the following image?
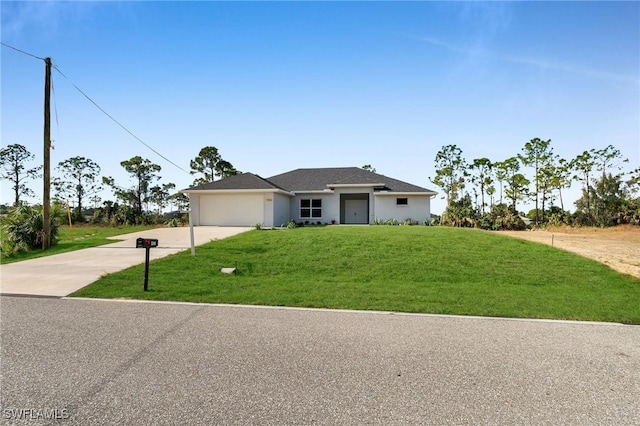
[1,296,638,425]
[0,227,250,297]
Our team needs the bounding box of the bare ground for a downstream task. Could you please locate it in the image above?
[500,225,640,280]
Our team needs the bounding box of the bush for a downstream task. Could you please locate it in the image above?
[286,220,297,229]
[1,205,59,255]
[474,205,526,231]
[547,207,571,227]
[166,218,181,228]
[441,195,477,228]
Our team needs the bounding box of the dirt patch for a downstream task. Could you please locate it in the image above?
[500,225,640,280]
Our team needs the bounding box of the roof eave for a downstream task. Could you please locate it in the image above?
[327,183,386,188]
[182,188,294,197]
[291,189,335,194]
[374,191,438,196]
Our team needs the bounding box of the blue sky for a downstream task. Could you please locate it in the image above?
[2,1,638,214]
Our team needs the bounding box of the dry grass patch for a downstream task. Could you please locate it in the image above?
[500,225,640,279]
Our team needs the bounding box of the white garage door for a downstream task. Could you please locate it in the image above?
[199,194,264,226]
[344,199,368,224]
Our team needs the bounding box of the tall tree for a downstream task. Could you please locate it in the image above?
[103,156,161,216]
[570,150,596,221]
[591,145,628,179]
[215,160,240,179]
[149,183,176,215]
[538,159,562,221]
[0,144,42,206]
[470,158,492,214]
[430,145,467,207]
[518,138,553,225]
[493,160,509,206]
[576,173,628,227]
[627,167,640,196]
[52,156,101,220]
[168,192,190,213]
[486,185,496,209]
[190,146,221,186]
[548,157,572,212]
[505,173,530,212]
[499,157,524,209]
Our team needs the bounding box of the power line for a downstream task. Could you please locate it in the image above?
[2,42,191,175]
[0,42,45,61]
[52,63,190,175]
[51,74,60,145]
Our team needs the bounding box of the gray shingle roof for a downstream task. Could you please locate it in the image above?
[186,173,285,191]
[268,167,435,193]
[185,168,436,194]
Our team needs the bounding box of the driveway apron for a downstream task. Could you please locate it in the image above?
[0,227,250,297]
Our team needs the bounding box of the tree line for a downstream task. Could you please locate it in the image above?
[430,139,639,229]
[0,145,238,253]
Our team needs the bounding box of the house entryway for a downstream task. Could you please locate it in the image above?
[341,194,369,224]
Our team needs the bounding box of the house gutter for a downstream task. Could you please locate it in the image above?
[181,188,294,197]
[374,191,438,196]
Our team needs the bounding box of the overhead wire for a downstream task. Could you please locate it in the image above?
[51,63,190,175]
[51,73,60,147]
[1,41,191,175]
[0,41,45,61]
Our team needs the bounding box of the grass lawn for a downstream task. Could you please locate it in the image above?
[71,226,640,324]
[1,225,158,264]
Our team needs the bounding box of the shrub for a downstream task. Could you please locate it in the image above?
[286,220,297,229]
[474,205,526,231]
[441,195,477,228]
[166,218,181,228]
[1,205,59,255]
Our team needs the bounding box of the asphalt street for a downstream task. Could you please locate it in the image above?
[1,296,639,425]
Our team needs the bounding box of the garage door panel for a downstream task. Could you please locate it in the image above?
[199,194,263,226]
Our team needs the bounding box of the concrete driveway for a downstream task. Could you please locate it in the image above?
[0,226,250,297]
[1,297,638,425]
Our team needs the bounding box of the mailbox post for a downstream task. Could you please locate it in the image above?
[136,238,158,291]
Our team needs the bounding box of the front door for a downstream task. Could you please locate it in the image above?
[344,199,368,224]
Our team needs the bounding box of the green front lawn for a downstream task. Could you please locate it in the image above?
[71,226,640,323]
[1,225,158,264]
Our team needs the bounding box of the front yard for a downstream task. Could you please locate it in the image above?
[1,225,159,264]
[71,226,640,324]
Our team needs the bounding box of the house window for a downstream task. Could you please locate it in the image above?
[300,199,322,218]
[396,198,408,206]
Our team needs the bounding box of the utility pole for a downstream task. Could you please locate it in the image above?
[43,57,51,250]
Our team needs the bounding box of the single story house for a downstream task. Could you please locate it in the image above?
[182,167,437,227]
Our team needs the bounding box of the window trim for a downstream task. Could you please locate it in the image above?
[396,197,409,206]
[300,198,322,219]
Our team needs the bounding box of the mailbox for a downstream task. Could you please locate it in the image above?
[135,238,159,291]
[136,238,158,249]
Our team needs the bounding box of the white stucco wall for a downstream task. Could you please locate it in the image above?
[189,188,431,227]
[188,193,200,225]
[290,193,339,224]
[270,193,291,227]
[374,194,431,224]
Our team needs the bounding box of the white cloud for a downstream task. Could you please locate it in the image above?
[416,36,639,86]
